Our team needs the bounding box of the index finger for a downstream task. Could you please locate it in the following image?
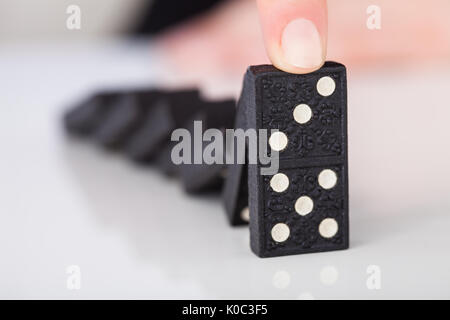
[257,0,328,74]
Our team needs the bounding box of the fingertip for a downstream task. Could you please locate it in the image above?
[257,0,328,74]
[271,55,326,74]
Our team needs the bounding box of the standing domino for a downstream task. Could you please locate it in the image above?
[242,62,349,258]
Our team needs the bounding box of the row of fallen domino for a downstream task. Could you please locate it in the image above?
[64,62,349,258]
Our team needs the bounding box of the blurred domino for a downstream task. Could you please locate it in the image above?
[156,144,179,177]
[155,98,236,180]
[124,89,202,161]
[178,99,236,193]
[94,93,144,149]
[242,62,349,257]
[64,89,162,146]
[64,91,120,136]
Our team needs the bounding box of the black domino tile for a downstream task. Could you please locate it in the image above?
[222,161,248,226]
[178,99,236,194]
[242,62,349,257]
[93,94,140,149]
[154,99,236,180]
[64,91,119,136]
[156,144,179,177]
[124,89,202,162]
[64,89,163,144]
[93,90,166,149]
[222,99,249,226]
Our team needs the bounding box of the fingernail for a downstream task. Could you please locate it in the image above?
[281,18,323,69]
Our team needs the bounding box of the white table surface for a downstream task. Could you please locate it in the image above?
[1,40,450,299]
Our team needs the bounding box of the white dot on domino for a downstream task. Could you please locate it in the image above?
[319,218,339,238]
[240,207,250,222]
[270,173,289,193]
[295,196,314,216]
[269,131,288,151]
[271,223,290,242]
[318,169,338,189]
[317,76,336,96]
[293,104,312,124]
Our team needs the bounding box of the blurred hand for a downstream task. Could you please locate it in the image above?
[157,0,450,93]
